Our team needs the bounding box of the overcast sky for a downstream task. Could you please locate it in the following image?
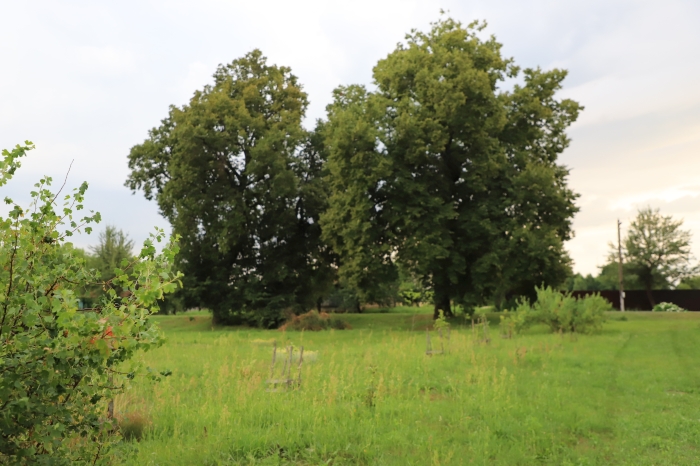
[1,0,699,275]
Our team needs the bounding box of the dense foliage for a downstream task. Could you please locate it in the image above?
[126,51,332,327]
[501,286,610,335]
[127,18,582,324]
[0,143,181,464]
[321,18,581,317]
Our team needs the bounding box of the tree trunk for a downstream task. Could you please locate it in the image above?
[494,291,505,311]
[645,285,656,309]
[433,294,454,319]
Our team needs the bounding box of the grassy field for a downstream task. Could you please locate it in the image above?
[115,311,700,465]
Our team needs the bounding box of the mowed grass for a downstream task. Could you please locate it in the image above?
[116,311,700,465]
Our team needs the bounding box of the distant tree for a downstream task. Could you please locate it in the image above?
[564,264,644,291]
[677,275,700,290]
[598,262,645,290]
[89,225,134,282]
[126,50,332,327]
[321,18,581,317]
[615,207,696,306]
[564,273,603,291]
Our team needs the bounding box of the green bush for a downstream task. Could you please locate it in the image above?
[0,143,181,464]
[279,310,351,331]
[502,286,610,334]
[499,301,536,337]
[652,302,687,312]
[433,310,450,332]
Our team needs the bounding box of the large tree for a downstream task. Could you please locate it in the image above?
[617,207,696,306]
[321,18,581,317]
[126,50,332,327]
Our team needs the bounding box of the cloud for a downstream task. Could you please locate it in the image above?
[1,0,699,277]
[568,192,700,275]
[564,107,700,274]
[76,46,136,75]
[609,186,700,212]
[171,61,213,106]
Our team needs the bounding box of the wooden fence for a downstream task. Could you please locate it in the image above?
[570,290,700,311]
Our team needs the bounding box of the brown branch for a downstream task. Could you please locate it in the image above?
[60,375,84,406]
[0,222,21,339]
[44,277,63,296]
[50,159,74,206]
[76,307,103,313]
[92,441,103,466]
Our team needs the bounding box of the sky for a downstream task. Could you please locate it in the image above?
[1,0,699,275]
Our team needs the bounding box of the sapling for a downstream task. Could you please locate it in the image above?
[474,308,491,343]
[426,310,450,355]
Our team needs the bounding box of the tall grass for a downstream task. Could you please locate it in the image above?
[117,312,700,465]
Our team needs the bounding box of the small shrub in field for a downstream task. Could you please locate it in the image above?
[473,307,491,342]
[652,302,687,312]
[499,301,536,338]
[279,310,351,331]
[499,312,515,338]
[117,411,151,441]
[433,310,450,332]
[502,286,610,334]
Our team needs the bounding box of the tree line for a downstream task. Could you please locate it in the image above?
[126,18,583,326]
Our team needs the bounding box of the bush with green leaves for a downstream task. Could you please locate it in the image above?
[0,143,181,464]
[652,302,687,312]
[499,302,535,338]
[433,309,450,332]
[502,286,610,334]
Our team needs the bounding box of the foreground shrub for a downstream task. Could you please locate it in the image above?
[499,301,537,338]
[652,302,687,312]
[502,286,610,334]
[0,143,181,464]
[279,310,351,331]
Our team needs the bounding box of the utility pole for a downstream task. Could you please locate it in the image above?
[617,219,625,312]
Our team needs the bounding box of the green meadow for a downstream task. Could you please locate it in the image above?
[116,311,700,465]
